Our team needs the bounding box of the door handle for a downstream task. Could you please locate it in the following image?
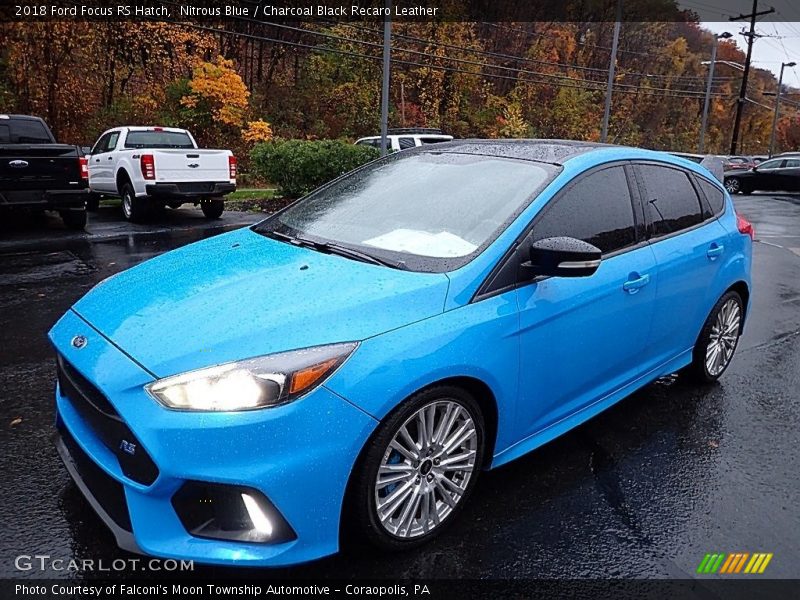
[94,159,100,162]
[623,273,650,294]
[107,156,113,161]
[707,243,725,260]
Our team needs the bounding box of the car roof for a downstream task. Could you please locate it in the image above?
[408,139,724,183]
[357,134,453,140]
[0,114,46,121]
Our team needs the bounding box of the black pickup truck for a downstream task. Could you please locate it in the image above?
[0,114,89,229]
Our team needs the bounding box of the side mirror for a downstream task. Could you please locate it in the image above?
[81,146,92,156]
[524,237,602,278]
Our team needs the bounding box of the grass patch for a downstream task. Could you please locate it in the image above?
[227,188,276,200]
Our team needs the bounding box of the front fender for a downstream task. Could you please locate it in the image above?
[324,291,520,457]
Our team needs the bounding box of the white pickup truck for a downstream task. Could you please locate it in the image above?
[86,126,236,221]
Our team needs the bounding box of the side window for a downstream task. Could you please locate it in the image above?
[697,178,726,216]
[106,132,120,152]
[398,137,416,150]
[91,133,110,155]
[533,166,637,254]
[637,165,703,238]
[758,158,784,170]
[784,158,800,168]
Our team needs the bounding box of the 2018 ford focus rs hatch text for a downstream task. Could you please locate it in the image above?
[49,140,753,566]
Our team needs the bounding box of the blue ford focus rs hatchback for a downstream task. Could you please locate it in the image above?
[50,140,753,566]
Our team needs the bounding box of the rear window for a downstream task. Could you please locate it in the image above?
[124,131,194,149]
[0,119,52,144]
[419,137,452,145]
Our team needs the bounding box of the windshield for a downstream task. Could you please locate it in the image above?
[254,151,558,272]
[124,131,194,149]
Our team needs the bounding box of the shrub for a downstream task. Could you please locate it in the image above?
[251,139,379,198]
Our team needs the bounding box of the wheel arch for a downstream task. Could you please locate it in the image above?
[337,374,498,548]
[726,280,750,330]
[115,168,132,195]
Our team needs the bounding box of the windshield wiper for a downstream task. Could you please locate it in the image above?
[263,231,406,270]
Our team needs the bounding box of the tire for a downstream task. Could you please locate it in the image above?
[60,209,87,230]
[686,290,744,384]
[724,177,741,194]
[120,183,148,222]
[352,385,485,551]
[201,198,224,219]
[86,193,100,212]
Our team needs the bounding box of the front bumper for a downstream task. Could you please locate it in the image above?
[49,309,377,566]
[145,182,235,199]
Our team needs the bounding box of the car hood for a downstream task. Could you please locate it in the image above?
[71,228,450,378]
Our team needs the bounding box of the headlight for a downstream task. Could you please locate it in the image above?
[145,342,358,411]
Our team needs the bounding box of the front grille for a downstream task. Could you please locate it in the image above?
[175,182,215,193]
[57,355,159,486]
[58,421,132,532]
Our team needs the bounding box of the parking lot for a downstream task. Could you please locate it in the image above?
[1,195,798,580]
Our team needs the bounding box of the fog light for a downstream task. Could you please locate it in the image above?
[171,482,295,544]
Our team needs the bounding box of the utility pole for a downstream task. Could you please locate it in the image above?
[699,32,732,153]
[729,0,775,155]
[601,0,623,143]
[769,61,796,157]
[379,0,392,157]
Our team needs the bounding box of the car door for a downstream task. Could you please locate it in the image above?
[753,158,784,191]
[779,158,800,191]
[514,164,658,439]
[633,162,729,365]
[87,132,110,191]
[88,131,120,192]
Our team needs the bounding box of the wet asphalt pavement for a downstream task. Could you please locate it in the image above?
[0,197,798,581]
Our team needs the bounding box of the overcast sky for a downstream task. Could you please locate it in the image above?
[679,0,800,86]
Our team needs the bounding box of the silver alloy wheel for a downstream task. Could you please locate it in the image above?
[725,178,740,194]
[705,298,741,376]
[374,400,478,539]
[122,189,133,219]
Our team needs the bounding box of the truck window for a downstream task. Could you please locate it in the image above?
[0,119,52,144]
[124,131,194,149]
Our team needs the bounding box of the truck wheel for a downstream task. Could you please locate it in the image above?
[121,183,148,222]
[201,199,224,219]
[60,210,87,231]
[86,193,100,212]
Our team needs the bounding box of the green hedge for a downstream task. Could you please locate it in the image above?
[250,139,380,198]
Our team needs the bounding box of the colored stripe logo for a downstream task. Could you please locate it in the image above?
[697,552,773,574]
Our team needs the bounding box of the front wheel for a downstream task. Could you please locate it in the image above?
[60,209,87,230]
[201,199,224,219]
[686,290,744,383]
[121,183,148,222]
[724,177,741,194]
[353,386,485,551]
[86,193,100,212]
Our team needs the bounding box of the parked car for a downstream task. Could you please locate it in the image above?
[668,152,723,181]
[50,140,752,566]
[749,155,768,165]
[355,128,453,152]
[718,155,755,172]
[86,126,236,221]
[724,155,800,194]
[0,114,89,229]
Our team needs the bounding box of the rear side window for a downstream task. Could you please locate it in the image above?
[637,165,703,238]
[533,166,637,254]
[0,119,52,143]
[697,178,726,216]
[398,137,416,150]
